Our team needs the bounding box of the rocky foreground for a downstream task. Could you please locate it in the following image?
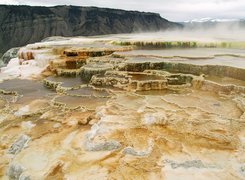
[0,35,245,179]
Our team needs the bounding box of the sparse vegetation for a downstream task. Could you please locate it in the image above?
[113,41,200,49]
[112,40,245,49]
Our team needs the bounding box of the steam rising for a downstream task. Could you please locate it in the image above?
[108,21,245,43]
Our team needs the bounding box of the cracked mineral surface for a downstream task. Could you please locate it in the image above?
[0,34,244,179]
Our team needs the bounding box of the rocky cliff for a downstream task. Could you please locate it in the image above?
[0,5,181,55]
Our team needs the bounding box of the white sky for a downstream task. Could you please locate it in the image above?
[0,0,245,21]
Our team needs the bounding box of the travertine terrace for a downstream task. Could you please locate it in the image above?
[0,34,245,179]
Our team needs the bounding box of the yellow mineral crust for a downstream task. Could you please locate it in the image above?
[0,36,244,179]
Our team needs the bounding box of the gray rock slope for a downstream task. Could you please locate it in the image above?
[0,5,182,55]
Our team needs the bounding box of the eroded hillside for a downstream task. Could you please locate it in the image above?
[0,5,181,56]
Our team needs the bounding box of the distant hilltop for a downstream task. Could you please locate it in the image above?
[0,5,182,55]
[181,17,245,30]
[183,17,243,23]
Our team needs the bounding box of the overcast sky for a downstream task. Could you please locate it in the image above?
[0,0,244,21]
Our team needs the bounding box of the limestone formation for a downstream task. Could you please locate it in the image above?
[163,159,216,169]
[120,61,245,81]
[7,163,24,180]
[90,72,130,88]
[0,47,20,66]
[0,35,244,179]
[84,139,121,151]
[80,63,114,82]
[122,139,153,156]
[8,135,31,155]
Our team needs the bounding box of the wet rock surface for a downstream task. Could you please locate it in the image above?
[0,47,20,67]
[8,135,31,155]
[0,36,244,179]
[80,63,114,82]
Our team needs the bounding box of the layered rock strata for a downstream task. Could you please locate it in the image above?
[0,5,181,55]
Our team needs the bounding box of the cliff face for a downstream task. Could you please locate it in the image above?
[0,5,181,54]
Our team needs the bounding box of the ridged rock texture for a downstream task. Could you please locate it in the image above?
[1,35,244,179]
[0,5,181,55]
